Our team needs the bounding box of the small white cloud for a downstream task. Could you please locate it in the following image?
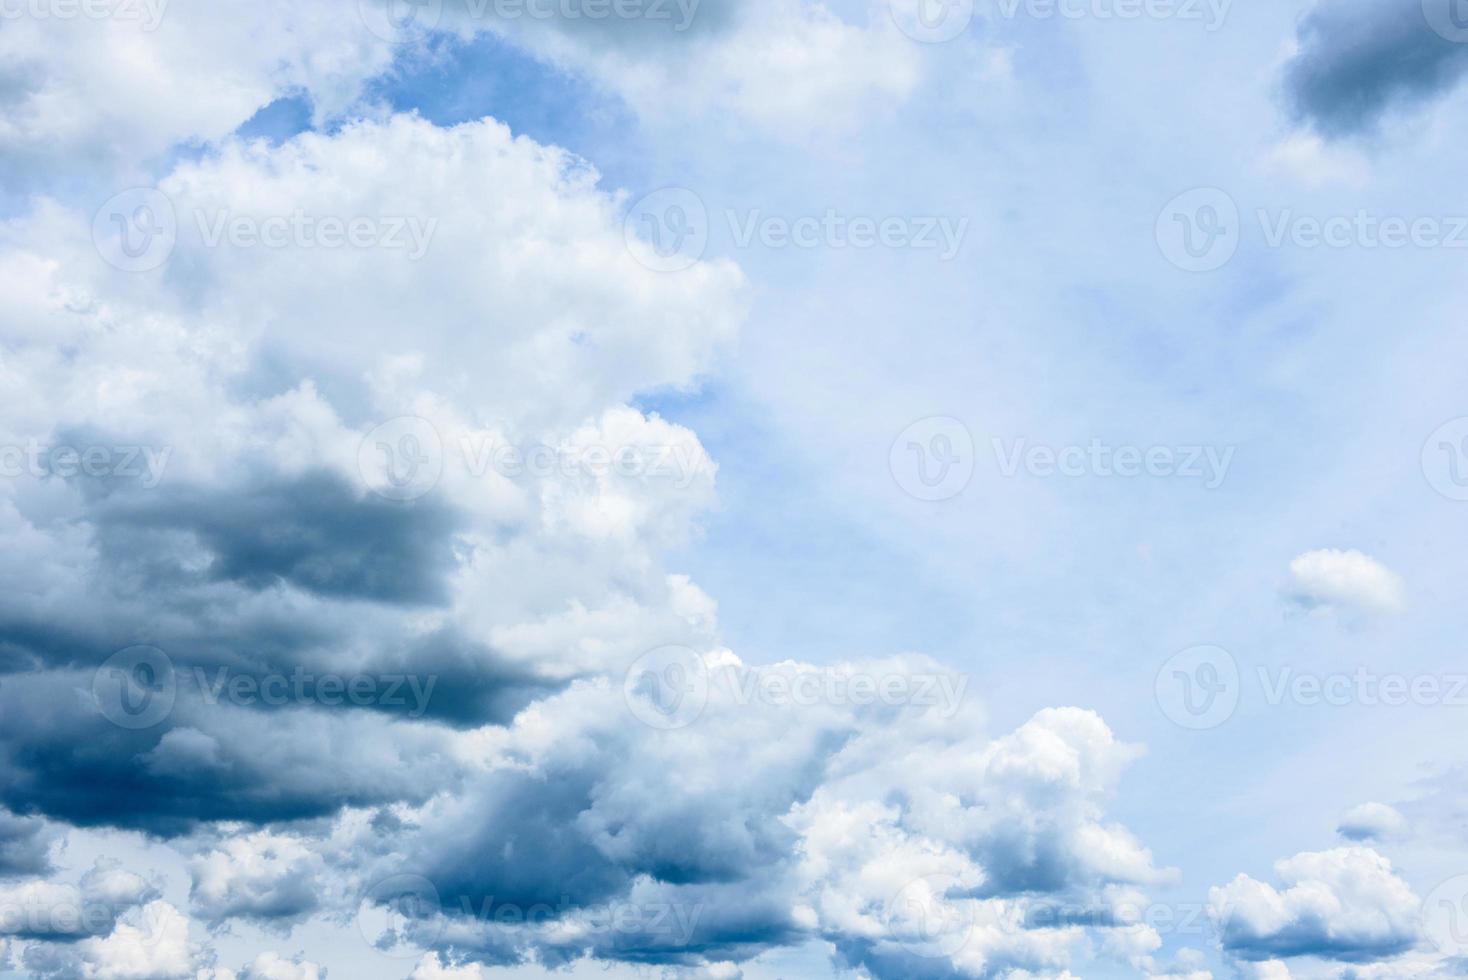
[1287,549,1405,615]
[1338,802,1409,842]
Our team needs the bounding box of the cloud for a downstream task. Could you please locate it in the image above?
[1338,803,1410,843]
[1282,0,1468,137]
[1209,847,1421,964]
[74,900,198,979]
[1287,549,1405,615]
[189,831,327,926]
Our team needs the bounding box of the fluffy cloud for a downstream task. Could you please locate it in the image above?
[1338,803,1410,843]
[1283,0,1468,137]
[1209,848,1421,964]
[1287,549,1405,616]
[0,1,396,186]
[189,831,327,925]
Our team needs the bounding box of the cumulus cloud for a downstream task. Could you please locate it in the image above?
[1287,549,1405,616]
[1283,0,1468,137]
[1339,803,1410,843]
[1209,847,1421,964]
[189,831,327,926]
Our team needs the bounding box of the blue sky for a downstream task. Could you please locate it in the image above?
[2,0,1468,978]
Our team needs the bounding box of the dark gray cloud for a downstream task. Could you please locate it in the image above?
[0,808,57,878]
[1285,0,1468,136]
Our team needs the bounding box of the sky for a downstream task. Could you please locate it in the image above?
[1,0,1468,978]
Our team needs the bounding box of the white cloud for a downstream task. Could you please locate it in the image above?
[1209,848,1421,965]
[77,900,197,979]
[1338,803,1410,843]
[1287,549,1405,615]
